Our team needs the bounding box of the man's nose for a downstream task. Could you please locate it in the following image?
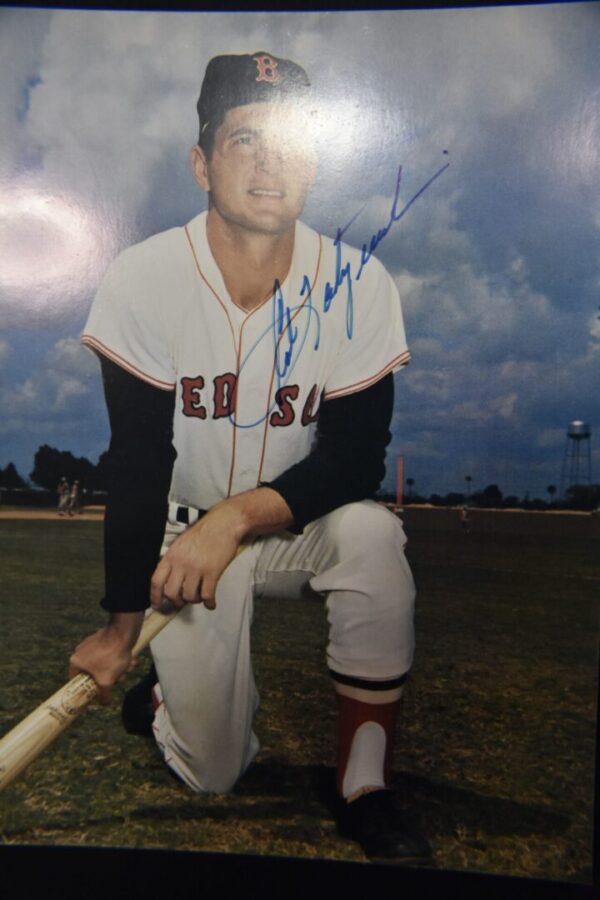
[254,141,283,172]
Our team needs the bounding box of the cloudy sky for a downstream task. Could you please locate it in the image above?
[1,4,599,499]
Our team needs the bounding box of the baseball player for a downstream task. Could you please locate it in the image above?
[69,51,430,861]
[67,480,80,516]
[57,477,69,516]
[460,504,471,533]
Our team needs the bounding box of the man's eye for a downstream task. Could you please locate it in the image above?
[234,135,253,146]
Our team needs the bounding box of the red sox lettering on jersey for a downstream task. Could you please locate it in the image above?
[181,374,320,427]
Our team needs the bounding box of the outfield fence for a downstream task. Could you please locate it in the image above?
[391,504,600,540]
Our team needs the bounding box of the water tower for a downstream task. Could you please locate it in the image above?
[560,420,592,497]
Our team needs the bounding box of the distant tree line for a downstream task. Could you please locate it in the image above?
[29,445,110,493]
[0,462,28,489]
[0,445,109,494]
[2,447,599,511]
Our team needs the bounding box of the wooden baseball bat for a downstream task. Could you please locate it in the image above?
[0,607,177,792]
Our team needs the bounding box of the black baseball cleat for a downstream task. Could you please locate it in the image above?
[336,789,432,861]
[121,664,158,737]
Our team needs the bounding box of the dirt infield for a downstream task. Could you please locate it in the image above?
[0,508,104,521]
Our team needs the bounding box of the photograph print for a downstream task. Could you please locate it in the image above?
[0,3,598,889]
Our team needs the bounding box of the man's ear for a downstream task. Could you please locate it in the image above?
[191,145,210,192]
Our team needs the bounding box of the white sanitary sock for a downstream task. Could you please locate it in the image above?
[341,721,387,799]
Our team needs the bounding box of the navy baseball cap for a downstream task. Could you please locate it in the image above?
[197,51,311,143]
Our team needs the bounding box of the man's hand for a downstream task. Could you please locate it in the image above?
[150,487,293,612]
[69,611,144,704]
[150,502,241,611]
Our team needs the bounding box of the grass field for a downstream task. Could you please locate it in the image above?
[0,515,597,883]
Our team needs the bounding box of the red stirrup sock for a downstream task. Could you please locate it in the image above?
[332,673,407,801]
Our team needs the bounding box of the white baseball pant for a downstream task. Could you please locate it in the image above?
[149,499,416,793]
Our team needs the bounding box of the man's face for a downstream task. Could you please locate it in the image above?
[193,101,316,236]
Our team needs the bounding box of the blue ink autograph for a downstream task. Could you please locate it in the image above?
[324,160,450,341]
[231,276,321,430]
[230,158,450,429]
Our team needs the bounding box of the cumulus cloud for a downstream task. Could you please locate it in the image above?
[45,336,98,377]
[451,393,518,425]
[0,336,103,433]
[536,428,565,450]
[0,8,50,167]
[588,310,600,347]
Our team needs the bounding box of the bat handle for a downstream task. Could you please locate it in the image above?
[131,608,179,658]
[129,542,248,659]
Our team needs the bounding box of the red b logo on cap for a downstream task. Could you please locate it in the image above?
[253,54,280,84]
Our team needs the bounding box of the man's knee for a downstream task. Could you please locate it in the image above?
[185,729,259,794]
[179,759,241,794]
[159,726,259,795]
[314,500,415,642]
[326,500,408,559]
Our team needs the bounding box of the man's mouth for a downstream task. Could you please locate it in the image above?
[248,189,285,198]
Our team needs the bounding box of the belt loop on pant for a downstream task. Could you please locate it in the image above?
[175,505,206,526]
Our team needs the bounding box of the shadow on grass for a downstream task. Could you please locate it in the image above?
[136,762,570,838]
[389,770,571,838]
[2,762,570,845]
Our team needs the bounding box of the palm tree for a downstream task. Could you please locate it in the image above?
[406,477,414,500]
[546,484,557,507]
[465,475,472,499]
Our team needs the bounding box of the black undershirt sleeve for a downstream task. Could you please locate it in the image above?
[264,374,394,532]
[98,357,393,612]
[99,356,176,613]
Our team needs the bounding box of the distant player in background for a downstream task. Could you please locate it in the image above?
[460,505,471,533]
[69,51,430,861]
[67,480,80,516]
[57,477,69,516]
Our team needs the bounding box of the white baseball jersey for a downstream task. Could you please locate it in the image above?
[82,211,409,511]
